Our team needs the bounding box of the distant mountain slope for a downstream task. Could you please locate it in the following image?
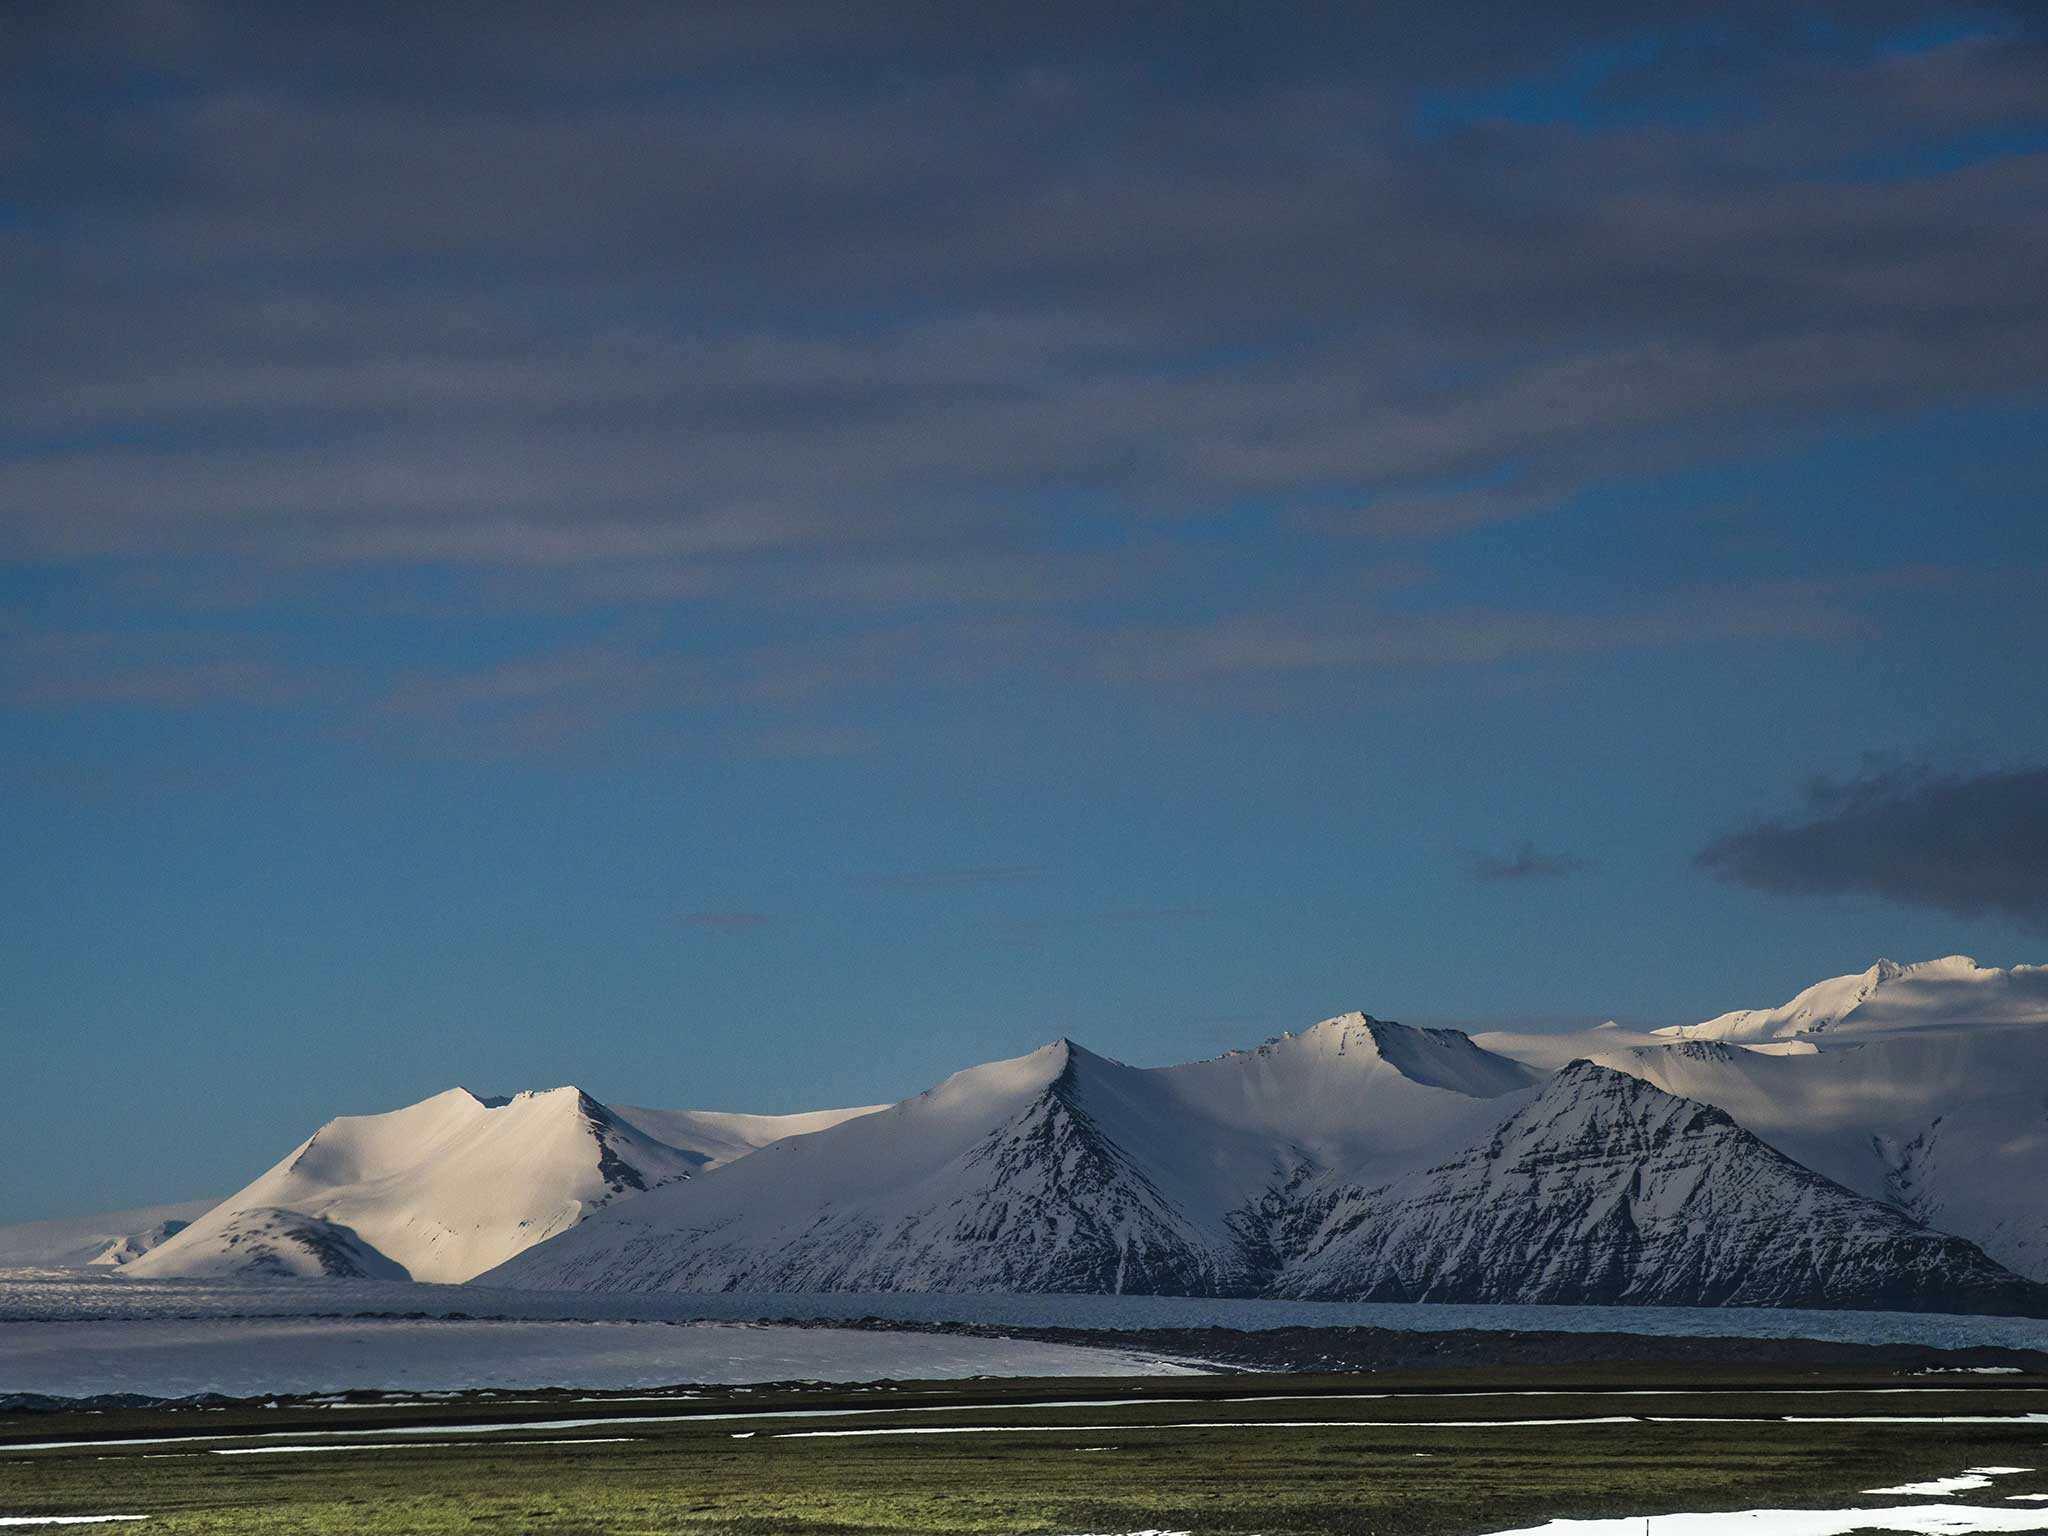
[610,1103,887,1168]
[1271,1062,2048,1314]
[1467,956,2048,1285]
[1655,956,2048,1043]
[481,1019,1546,1295]
[0,1200,221,1271]
[142,1205,413,1280]
[1593,1028,2048,1283]
[126,1088,708,1283]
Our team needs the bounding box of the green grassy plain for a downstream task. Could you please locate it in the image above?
[5,1371,2047,1535]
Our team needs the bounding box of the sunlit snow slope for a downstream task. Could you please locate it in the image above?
[123,1087,868,1283]
[1655,956,2048,1043]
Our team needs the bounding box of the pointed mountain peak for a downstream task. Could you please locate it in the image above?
[896,1038,1085,1120]
[1213,1012,1536,1098]
[1241,1011,1393,1059]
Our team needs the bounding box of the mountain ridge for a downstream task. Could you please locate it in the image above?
[58,956,2048,1316]
[1272,1060,2046,1314]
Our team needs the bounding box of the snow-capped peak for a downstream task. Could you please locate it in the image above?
[1655,956,2048,1043]
[119,1080,890,1285]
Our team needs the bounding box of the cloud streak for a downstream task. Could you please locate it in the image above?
[3,5,2043,581]
[683,911,777,931]
[862,865,1048,891]
[1469,841,1589,883]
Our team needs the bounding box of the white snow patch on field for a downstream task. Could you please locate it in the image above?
[0,1317,1193,1399]
[1869,1470,2033,1496]
[209,1438,635,1455]
[1481,1506,2048,1533]
[776,1415,1647,1438]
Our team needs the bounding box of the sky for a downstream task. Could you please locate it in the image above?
[3,2,2046,1222]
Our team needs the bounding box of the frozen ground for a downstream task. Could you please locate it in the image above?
[0,1316,1197,1399]
[7,1271,2048,1349]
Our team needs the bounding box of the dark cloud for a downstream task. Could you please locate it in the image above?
[1,2,2042,581]
[1470,840,1589,882]
[1696,765,2048,929]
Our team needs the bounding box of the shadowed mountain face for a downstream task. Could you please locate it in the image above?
[478,1022,1543,1296]
[173,1206,411,1281]
[482,1024,2048,1316]
[1590,1028,2048,1285]
[1272,1062,2047,1315]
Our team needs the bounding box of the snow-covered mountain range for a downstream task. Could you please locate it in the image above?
[13,956,2046,1314]
[479,1019,1538,1296]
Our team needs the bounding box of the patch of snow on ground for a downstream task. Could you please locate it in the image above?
[1869,1470,2033,1497]
[1484,1505,2048,1533]
[775,1416,1647,1438]
[1924,1368,2025,1375]
[209,1438,636,1455]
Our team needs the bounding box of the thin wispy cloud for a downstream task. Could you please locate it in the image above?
[4,6,2042,598]
[1469,841,1590,883]
[863,865,1049,891]
[683,911,778,931]
[1006,907,1216,933]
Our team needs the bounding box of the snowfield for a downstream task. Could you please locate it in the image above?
[7,1271,2048,1349]
[1480,1506,2048,1534]
[0,1316,1196,1399]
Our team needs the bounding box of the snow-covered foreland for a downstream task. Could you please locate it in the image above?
[0,1316,1193,1399]
[17,957,2048,1315]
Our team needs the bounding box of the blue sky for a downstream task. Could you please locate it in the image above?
[3,3,2046,1221]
